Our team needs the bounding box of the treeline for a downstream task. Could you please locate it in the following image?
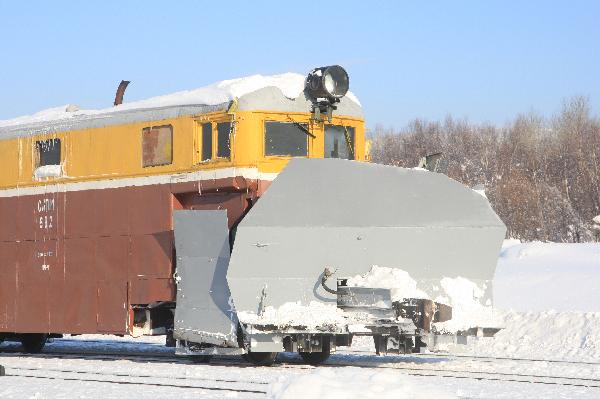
[370,97,600,242]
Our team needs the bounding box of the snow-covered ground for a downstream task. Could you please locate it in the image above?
[1,240,599,398]
[468,240,600,362]
[495,239,600,312]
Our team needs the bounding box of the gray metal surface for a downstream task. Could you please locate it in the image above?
[227,158,506,314]
[248,333,285,352]
[172,210,238,347]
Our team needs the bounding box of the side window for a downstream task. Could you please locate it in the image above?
[36,138,61,167]
[201,123,212,161]
[217,122,231,159]
[142,125,173,167]
[325,125,355,160]
[264,121,308,157]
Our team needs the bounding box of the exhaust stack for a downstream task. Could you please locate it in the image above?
[113,80,130,106]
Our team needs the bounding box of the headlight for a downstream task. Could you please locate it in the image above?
[305,65,349,101]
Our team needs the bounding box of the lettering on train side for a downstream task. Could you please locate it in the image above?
[38,215,53,229]
[36,197,55,230]
[37,198,55,213]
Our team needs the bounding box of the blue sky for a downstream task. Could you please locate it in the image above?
[0,1,598,129]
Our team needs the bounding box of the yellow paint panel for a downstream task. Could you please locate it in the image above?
[0,109,365,190]
[0,138,19,187]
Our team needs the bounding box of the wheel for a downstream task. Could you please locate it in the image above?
[20,333,48,353]
[189,355,212,364]
[299,337,331,365]
[244,351,278,366]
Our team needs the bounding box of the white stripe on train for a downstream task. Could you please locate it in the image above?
[0,167,279,198]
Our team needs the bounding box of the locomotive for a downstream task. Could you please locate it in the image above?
[0,66,505,365]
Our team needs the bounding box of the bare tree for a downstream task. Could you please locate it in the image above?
[371,97,599,242]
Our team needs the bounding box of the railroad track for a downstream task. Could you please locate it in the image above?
[2,346,599,390]
[414,352,600,366]
[319,360,600,389]
[345,347,600,366]
[4,365,268,395]
[7,340,600,367]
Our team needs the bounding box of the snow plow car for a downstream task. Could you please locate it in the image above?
[0,66,505,365]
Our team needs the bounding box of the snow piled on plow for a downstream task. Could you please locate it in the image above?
[434,276,498,332]
[238,266,499,332]
[268,368,458,399]
[346,266,429,300]
[347,265,498,332]
[237,301,348,330]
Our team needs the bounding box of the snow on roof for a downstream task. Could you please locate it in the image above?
[0,72,361,129]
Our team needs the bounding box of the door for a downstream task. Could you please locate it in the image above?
[172,210,238,347]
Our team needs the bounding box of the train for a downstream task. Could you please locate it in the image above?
[0,66,506,365]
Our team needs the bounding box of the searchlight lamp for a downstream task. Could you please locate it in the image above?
[305,65,349,122]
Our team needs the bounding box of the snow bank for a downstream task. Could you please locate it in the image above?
[237,301,348,330]
[465,310,600,362]
[494,240,600,312]
[268,368,458,399]
[0,72,360,128]
[451,240,600,361]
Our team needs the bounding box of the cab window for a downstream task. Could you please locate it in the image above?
[325,125,354,160]
[201,123,212,161]
[217,122,231,159]
[264,121,308,157]
[36,138,61,166]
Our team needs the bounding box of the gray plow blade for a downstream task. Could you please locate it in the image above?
[173,210,238,346]
[228,158,506,314]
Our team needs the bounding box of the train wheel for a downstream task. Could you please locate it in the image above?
[20,333,48,353]
[299,338,331,365]
[189,355,212,364]
[244,351,278,366]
